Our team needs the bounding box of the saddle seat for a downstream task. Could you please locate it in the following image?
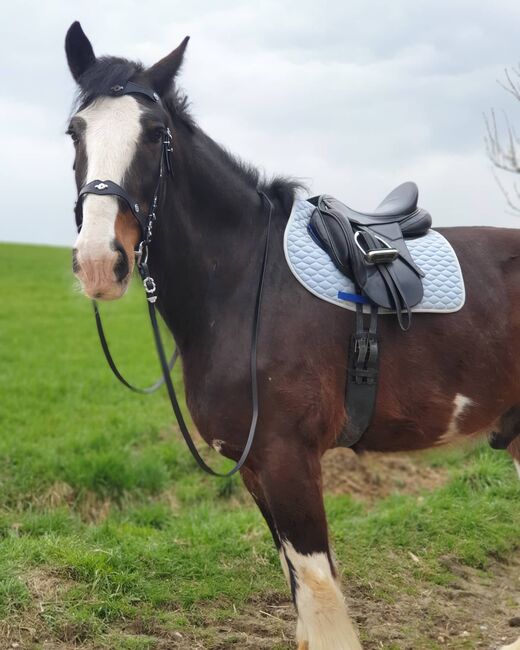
[321,182,432,235]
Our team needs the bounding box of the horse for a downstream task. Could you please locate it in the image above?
[64,21,520,650]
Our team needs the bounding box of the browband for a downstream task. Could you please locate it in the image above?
[109,80,160,104]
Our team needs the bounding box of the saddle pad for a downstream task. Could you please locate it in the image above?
[284,199,465,314]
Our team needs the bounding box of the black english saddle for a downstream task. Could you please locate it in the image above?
[308,182,432,330]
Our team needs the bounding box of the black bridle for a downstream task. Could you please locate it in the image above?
[74,81,272,477]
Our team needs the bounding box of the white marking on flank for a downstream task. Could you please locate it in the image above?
[438,394,474,444]
[282,541,361,650]
[74,95,142,260]
[500,636,520,650]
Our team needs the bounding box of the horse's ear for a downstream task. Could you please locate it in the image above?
[65,21,96,82]
[146,36,190,96]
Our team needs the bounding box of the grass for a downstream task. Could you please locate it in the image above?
[0,241,519,649]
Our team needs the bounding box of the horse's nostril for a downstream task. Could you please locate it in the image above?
[113,246,129,283]
[72,249,80,274]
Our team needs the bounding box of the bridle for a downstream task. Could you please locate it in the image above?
[73,81,273,477]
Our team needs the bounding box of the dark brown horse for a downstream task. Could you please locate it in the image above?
[64,22,520,650]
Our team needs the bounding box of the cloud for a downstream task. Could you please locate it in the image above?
[1,0,519,246]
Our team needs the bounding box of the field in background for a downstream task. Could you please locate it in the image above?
[0,242,519,650]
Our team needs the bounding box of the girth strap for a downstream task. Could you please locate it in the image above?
[338,304,379,447]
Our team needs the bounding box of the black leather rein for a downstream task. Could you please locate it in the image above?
[74,81,272,477]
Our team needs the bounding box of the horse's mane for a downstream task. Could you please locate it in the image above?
[73,56,304,213]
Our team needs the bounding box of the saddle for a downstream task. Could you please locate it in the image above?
[307,182,432,447]
[308,182,432,329]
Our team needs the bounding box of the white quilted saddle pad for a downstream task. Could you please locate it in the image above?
[284,199,465,314]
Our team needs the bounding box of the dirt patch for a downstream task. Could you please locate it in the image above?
[153,556,520,650]
[321,447,448,501]
[0,568,82,650]
[351,554,520,649]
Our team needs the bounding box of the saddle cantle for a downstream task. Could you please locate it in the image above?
[308,183,432,329]
[306,182,432,447]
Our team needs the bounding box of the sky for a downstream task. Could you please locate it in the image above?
[1,0,520,246]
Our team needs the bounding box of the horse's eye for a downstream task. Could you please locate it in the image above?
[148,127,164,143]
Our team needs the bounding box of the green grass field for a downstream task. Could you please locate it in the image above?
[0,242,519,650]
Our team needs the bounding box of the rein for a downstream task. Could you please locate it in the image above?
[74,81,272,477]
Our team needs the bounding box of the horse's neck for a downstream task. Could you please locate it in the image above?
[153,125,267,351]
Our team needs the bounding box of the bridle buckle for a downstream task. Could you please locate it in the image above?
[135,241,147,265]
[143,276,157,303]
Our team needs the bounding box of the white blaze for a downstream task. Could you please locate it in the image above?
[74,95,142,258]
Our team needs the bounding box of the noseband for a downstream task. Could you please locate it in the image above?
[73,81,273,477]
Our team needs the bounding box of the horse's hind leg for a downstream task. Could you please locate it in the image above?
[255,442,361,650]
[485,410,520,650]
[491,405,520,479]
[499,427,520,648]
[508,436,520,480]
[489,405,520,450]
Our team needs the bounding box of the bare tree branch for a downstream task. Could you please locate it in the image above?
[492,169,520,214]
[486,65,520,211]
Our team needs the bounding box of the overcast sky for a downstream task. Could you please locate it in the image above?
[1,0,520,246]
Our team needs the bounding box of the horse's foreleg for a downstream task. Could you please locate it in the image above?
[256,444,362,650]
[241,467,293,585]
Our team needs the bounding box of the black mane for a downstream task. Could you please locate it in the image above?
[73,56,303,213]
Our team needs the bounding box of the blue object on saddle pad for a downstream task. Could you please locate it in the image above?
[284,199,465,314]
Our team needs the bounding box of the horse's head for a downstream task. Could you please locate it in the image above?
[65,22,188,300]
